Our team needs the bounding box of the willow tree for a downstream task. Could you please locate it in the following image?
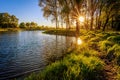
[58,0,71,29]
[39,0,59,29]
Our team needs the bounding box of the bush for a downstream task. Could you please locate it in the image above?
[107,44,120,65]
[64,54,104,80]
[25,61,67,80]
[107,35,120,44]
[25,52,104,80]
[99,40,113,51]
[117,67,120,80]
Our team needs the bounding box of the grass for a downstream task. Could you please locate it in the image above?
[0,28,21,32]
[117,67,120,80]
[25,30,120,80]
[107,44,120,64]
[0,28,8,31]
[43,29,77,36]
[25,52,104,80]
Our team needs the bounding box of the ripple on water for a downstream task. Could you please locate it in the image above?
[0,31,76,80]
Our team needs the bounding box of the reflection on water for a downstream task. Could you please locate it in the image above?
[0,31,76,80]
[77,38,82,45]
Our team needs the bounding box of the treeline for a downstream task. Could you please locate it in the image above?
[0,13,18,28]
[19,22,38,28]
[39,0,120,31]
[19,22,56,30]
[0,13,46,29]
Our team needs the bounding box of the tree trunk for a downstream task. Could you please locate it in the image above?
[111,16,114,29]
[55,15,58,29]
[90,14,93,30]
[103,17,109,31]
[76,20,79,36]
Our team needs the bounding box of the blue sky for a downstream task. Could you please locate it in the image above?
[0,0,54,26]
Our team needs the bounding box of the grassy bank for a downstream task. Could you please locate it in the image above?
[0,28,21,32]
[24,30,120,80]
[0,27,47,32]
[43,29,77,36]
[0,27,56,32]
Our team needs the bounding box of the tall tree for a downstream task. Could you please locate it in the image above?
[39,0,59,29]
[0,13,18,28]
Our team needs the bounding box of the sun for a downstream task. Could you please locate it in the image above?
[79,16,85,22]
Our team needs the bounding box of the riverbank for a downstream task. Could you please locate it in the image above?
[43,29,94,37]
[43,29,82,36]
[25,30,120,80]
[0,27,53,32]
[0,28,44,32]
[0,28,21,32]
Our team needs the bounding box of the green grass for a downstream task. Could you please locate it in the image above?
[107,44,120,64]
[43,29,77,36]
[25,51,104,80]
[99,40,114,51]
[117,67,120,80]
[0,28,21,32]
[0,28,7,31]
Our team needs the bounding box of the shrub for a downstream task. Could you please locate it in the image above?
[107,44,120,65]
[25,53,104,80]
[99,40,113,51]
[25,61,67,80]
[107,35,120,44]
[117,67,120,80]
[65,54,104,80]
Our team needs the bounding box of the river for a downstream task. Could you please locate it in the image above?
[0,31,76,80]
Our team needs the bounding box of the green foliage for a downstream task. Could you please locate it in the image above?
[19,22,26,28]
[19,22,38,29]
[107,35,120,44]
[66,53,104,80]
[117,73,120,80]
[43,29,76,36]
[117,67,120,80]
[76,44,98,57]
[107,44,120,65]
[25,61,67,80]
[0,13,18,28]
[40,61,67,80]
[99,40,113,51]
[25,49,104,80]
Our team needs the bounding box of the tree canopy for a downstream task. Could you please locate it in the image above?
[0,13,18,28]
[39,0,120,31]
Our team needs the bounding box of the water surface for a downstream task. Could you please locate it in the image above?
[0,31,76,80]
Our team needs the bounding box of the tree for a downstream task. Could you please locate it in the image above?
[38,0,120,31]
[39,0,59,29]
[26,22,31,28]
[31,22,38,27]
[19,22,26,28]
[0,13,18,28]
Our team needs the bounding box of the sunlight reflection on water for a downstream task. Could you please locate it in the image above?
[77,38,82,45]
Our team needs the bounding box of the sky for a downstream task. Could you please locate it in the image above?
[0,0,54,26]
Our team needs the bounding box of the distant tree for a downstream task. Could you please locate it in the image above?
[26,22,31,28]
[30,22,38,27]
[0,13,18,28]
[19,22,26,28]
